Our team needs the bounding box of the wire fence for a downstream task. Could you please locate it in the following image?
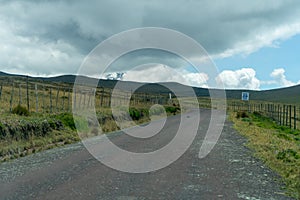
[1,77,298,130]
[0,77,172,114]
[228,101,299,130]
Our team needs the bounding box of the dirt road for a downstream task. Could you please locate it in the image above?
[0,109,294,199]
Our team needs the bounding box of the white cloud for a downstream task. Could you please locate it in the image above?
[121,64,209,88]
[262,68,299,88]
[270,68,294,87]
[217,22,300,58]
[216,68,260,90]
[102,67,300,90]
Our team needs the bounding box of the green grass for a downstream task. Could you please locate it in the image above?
[0,129,79,162]
[0,113,80,162]
[0,102,182,162]
[230,111,300,199]
[54,113,77,130]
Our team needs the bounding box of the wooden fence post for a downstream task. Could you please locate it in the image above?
[18,84,22,105]
[42,86,45,112]
[286,105,289,127]
[108,89,112,107]
[79,90,82,109]
[68,88,71,112]
[282,105,285,126]
[73,88,77,111]
[87,90,91,108]
[0,83,2,100]
[92,88,96,107]
[10,81,14,112]
[83,92,87,108]
[56,87,60,112]
[62,88,66,111]
[26,76,30,111]
[279,106,282,126]
[50,88,53,113]
[277,105,280,124]
[294,106,297,129]
[289,105,292,129]
[272,104,274,119]
[100,87,104,107]
[35,84,38,113]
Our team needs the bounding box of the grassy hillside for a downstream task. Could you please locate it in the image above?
[224,85,300,104]
[0,71,299,104]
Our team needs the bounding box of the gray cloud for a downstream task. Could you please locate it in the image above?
[0,0,300,76]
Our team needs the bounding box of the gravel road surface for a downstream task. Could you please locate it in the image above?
[0,109,294,200]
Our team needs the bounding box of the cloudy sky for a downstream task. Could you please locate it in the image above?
[0,0,300,90]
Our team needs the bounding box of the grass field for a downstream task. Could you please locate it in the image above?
[0,77,176,114]
[0,76,187,162]
[0,101,182,162]
[230,111,300,199]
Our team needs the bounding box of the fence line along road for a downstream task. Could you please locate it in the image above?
[0,78,298,130]
[0,78,171,114]
[228,101,299,130]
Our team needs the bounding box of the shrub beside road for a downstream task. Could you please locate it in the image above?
[0,104,181,162]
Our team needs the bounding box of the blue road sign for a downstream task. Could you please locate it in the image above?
[242,92,250,101]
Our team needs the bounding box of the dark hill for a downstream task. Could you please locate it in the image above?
[0,71,299,104]
[225,85,300,104]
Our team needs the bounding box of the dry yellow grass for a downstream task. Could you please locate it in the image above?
[230,112,300,199]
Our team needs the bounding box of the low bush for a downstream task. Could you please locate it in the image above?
[0,118,64,141]
[277,149,300,163]
[128,108,149,120]
[129,108,142,120]
[149,106,165,116]
[165,106,180,115]
[236,111,249,119]
[12,105,29,116]
[74,116,89,132]
[55,113,76,130]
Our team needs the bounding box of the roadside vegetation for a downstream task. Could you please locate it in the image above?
[0,77,185,162]
[0,103,181,162]
[230,111,300,199]
[0,111,79,162]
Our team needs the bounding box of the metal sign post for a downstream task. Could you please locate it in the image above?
[242,92,249,101]
[242,92,250,112]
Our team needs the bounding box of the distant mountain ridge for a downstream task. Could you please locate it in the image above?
[0,71,299,104]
